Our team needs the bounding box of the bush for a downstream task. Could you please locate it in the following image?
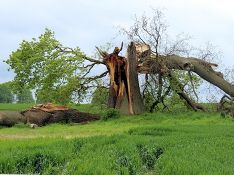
[102,108,120,120]
[91,87,109,107]
[136,144,164,170]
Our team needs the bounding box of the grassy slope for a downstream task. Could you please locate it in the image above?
[0,104,234,174]
[0,103,34,111]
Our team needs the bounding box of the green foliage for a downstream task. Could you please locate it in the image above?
[102,108,120,120]
[91,86,109,107]
[0,82,34,103]
[0,82,14,103]
[143,91,156,112]
[5,29,86,104]
[143,70,202,112]
[170,70,201,100]
[136,144,163,170]
[16,89,34,103]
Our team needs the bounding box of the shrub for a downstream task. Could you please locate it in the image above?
[136,144,164,170]
[91,87,109,107]
[115,154,136,175]
[102,108,120,120]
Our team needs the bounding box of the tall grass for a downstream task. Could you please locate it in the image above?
[0,104,234,174]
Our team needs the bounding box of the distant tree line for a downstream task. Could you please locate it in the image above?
[0,82,34,103]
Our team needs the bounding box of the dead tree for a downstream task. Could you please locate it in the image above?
[97,42,234,115]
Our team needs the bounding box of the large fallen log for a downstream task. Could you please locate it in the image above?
[0,111,25,127]
[138,55,234,97]
[0,103,100,127]
[21,103,100,127]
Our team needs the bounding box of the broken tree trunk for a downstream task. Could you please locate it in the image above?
[97,42,234,114]
[98,42,145,114]
[0,111,25,127]
[138,54,234,98]
[126,42,145,114]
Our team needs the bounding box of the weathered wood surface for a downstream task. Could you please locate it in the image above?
[99,42,145,114]
[138,55,234,97]
[0,104,100,127]
[0,111,25,127]
[126,42,145,114]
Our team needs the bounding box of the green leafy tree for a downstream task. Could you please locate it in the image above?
[0,82,14,103]
[5,29,87,104]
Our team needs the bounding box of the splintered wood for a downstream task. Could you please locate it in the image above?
[97,42,234,114]
[99,42,145,114]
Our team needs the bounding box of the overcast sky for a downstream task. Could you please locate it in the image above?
[0,0,234,83]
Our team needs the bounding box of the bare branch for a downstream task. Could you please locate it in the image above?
[119,42,123,52]
[84,56,104,65]
[95,47,108,58]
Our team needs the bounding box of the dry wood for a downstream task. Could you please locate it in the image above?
[138,54,234,97]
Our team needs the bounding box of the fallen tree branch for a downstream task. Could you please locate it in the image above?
[167,72,206,111]
[138,54,234,97]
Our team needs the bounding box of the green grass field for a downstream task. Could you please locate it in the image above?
[0,103,234,174]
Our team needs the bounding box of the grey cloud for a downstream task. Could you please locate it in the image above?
[0,0,233,83]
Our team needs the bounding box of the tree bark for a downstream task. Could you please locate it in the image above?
[100,42,145,114]
[21,104,100,126]
[138,55,234,98]
[126,42,145,114]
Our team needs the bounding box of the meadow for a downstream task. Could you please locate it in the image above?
[0,103,234,174]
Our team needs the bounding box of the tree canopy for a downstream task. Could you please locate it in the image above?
[6,29,89,104]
